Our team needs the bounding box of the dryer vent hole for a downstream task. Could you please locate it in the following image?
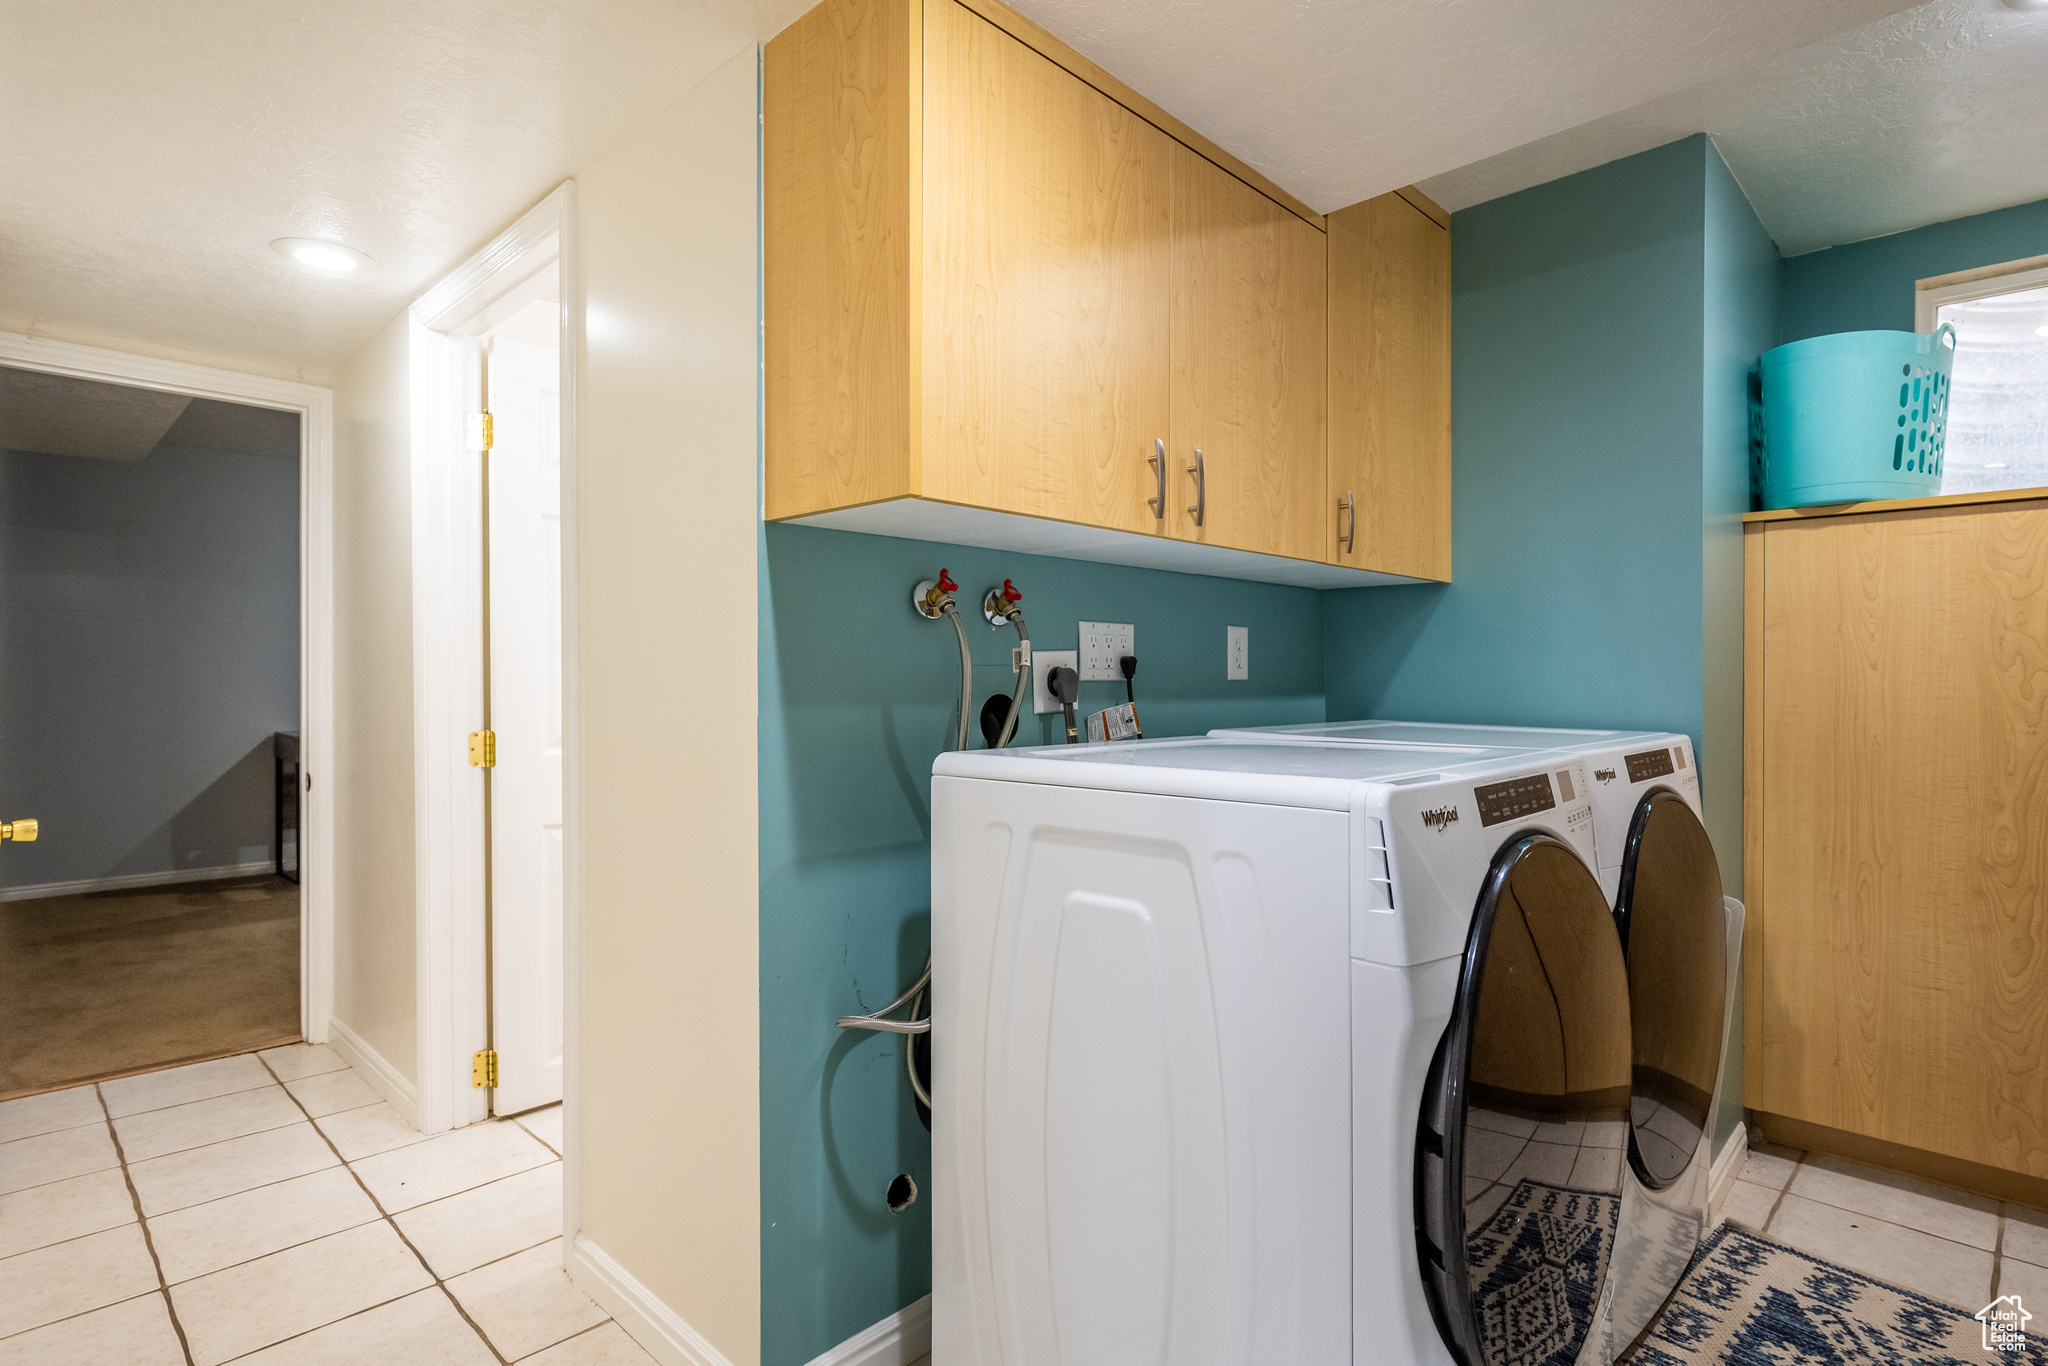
[887,1174,919,1214]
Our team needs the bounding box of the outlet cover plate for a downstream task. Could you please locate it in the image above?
[1034,650,1078,714]
[1079,622,1134,682]
[1227,626,1248,680]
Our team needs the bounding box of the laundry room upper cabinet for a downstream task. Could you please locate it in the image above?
[1170,144,1329,563]
[916,0,1173,536]
[765,0,1360,585]
[1325,188,1453,582]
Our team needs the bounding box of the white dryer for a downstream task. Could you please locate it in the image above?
[1207,720,1739,1355]
[931,737,1667,1366]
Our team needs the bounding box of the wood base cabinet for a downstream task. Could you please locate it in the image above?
[1743,494,2048,1181]
[766,0,1447,587]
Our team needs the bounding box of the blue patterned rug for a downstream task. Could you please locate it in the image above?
[1469,1179,1621,1366]
[1625,1223,2048,1364]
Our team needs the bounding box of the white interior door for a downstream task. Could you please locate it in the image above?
[486,324,564,1114]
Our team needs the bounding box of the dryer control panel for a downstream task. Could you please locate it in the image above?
[1356,757,1598,966]
[1474,772,1555,826]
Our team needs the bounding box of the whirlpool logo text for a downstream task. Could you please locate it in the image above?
[1421,806,1459,831]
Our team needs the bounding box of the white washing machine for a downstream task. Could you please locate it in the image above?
[1207,720,1739,1356]
[931,736,1696,1366]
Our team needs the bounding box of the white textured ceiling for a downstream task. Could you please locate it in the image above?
[1004,0,1930,215]
[0,0,805,381]
[2,0,2031,380]
[1416,0,2048,255]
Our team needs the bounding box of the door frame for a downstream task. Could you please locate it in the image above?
[405,183,580,1153]
[0,329,337,1044]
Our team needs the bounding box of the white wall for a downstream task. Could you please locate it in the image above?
[567,43,763,1366]
[329,311,420,1087]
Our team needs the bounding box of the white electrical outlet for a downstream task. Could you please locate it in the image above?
[1079,622,1134,682]
[1033,650,1078,714]
[1226,626,1249,680]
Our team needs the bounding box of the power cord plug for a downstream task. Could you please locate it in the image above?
[1049,666,1080,744]
[1117,654,1143,738]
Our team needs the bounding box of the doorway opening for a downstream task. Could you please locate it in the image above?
[408,186,572,1137]
[0,366,315,1098]
[476,286,567,1118]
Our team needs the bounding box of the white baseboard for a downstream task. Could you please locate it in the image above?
[564,1237,929,1366]
[804,1295,931,1366]
[1710,1120,1750,1220]
[568,1235,739,1366]
[326,1017,419,1128]
[0,859,279,902]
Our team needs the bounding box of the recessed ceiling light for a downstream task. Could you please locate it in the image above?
[2002,0,2048,11]
[2036,322,2048,336]
[271,238,372,275]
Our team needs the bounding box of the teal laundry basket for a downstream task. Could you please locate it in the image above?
[1758,324,1955,509]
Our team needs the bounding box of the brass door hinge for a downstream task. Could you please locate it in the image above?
[0,818,38,843]
[472,1049,498,1088]
[468,730,496,768]
[466,412,494,452]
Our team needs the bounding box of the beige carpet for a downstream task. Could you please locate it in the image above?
[0,874,300,1099]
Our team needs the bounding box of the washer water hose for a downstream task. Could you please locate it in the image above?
[985,579,1030,749]
[837,957,932,1112]
[942,602,971,753]
[914,570,973,753]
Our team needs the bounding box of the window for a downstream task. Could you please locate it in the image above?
[1917,259,2048,495]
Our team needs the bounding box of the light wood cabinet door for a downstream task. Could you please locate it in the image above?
[1168,145,1327,561]
[764,0,918,520]
[1327,191,1451,579]
[920,0,1173,534]
[1749,501,2048,1178]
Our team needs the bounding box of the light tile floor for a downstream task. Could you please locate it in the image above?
[1716,1137,2047,1313]
[19,1049,2030,1361]
[0,1044,655,1365]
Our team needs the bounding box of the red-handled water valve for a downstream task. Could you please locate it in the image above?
[913,571,961,620]
[983,577,1027,626]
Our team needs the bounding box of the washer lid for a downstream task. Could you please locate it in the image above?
[935,736,1538,810]
[1211,719,1626,750]
[1415,832,1630,1366]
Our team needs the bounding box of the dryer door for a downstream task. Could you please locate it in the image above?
[1415,833,1632,1366]
[1614,789,1727,1190]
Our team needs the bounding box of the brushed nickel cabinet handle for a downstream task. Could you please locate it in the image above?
[1338,490,1355,554]
[1187,448,1205,527]
[1147,438,1165,520]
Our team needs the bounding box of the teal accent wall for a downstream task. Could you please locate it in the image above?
[1778,195,2048,343]
[1701,146,1779,1149]
[1319,134,1770,1149]
[758,524,1324,1366]
[1322,137,1715,739]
